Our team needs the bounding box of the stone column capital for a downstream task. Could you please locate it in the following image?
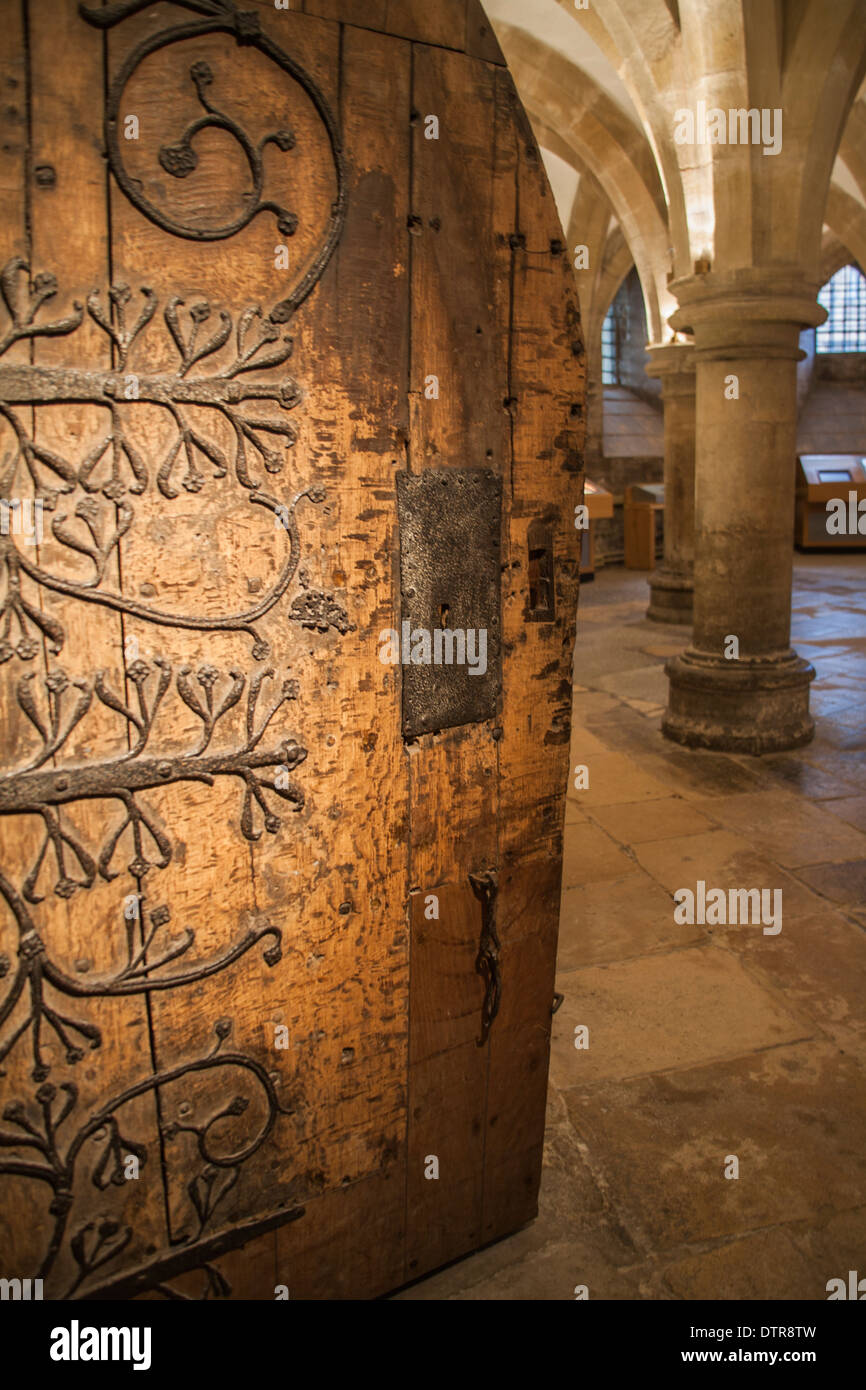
[645,340,696,396]
[667,266,826,362]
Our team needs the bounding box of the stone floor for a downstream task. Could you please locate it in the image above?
[396,551,866,1301]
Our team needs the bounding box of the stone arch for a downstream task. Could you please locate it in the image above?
[824,184,866,280]
[553,0,866,279]
[594,227,636,340]
[779,1,866,274]
[553,0,693,274]
[496,23,674,341]
[820,233,860,287]
[839,101,866,204]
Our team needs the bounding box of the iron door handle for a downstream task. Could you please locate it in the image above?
[469,868,500,1045]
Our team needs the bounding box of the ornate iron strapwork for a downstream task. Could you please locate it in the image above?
[0,0,347,1298]
[79,0,347,319]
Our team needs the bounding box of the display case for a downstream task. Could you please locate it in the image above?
[581,478,614,578]
[795,455,866,549]
[625,482,665,569]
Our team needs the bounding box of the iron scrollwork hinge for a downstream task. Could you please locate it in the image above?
[469,869,501,1046]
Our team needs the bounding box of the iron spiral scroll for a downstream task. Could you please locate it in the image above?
[81,0,347,320]
[0,0,348,1298]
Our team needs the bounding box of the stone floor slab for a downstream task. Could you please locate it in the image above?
[569,724,613,760]
[550,946,810,1088]
[785,1204,866,1292]
[557,872,702,970]
[754,756,861,801]
[638,748,772,799]
[661,1228,820,1301]
[687,791,866,868]
[715,907,866,1065]
[561,822,637,888]
[793,858,866,906]
[823,795,866,831]
[561,1042,866,1251]
[590,797,717,846]
[633,829,823,924]
[569,751,671,807]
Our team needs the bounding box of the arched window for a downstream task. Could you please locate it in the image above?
[602,305,619,383]
[816,264,866,353]
[602,280,634,384]
[603,305,622,386]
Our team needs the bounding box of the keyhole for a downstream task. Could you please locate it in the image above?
[439,604,450,628]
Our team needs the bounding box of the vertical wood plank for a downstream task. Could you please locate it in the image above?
[465,0,506,65]
[404,41,515,1282]
[499,95,583,867]
[0,0,48,1286]
[408,44,510,472]
[273,15,412,1299]
[303,1,470,51]
[481,855,561,1241]
[482,94,584,1246]
[0,0,165,1296]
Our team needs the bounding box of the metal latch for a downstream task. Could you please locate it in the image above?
[469,868,500,1046]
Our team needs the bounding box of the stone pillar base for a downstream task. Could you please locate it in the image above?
[647,567,693,625]
[663,648,815,754]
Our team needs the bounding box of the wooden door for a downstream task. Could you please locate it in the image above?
[0,0,584,1300]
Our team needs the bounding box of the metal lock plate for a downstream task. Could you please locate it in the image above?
[396,468,502,738]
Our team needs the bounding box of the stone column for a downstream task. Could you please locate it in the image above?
[646,342,696,623]
[662,269,825,754]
